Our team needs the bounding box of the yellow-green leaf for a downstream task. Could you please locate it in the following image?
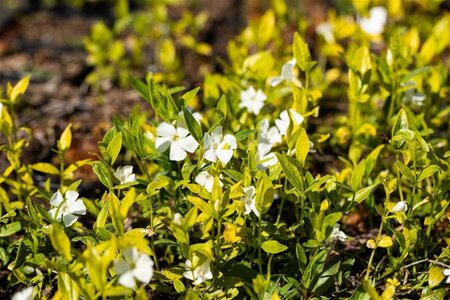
[262,240,288,254]
[58,124,72,152]
[293,32,312,72]
[10,76,30,102]
[428,266,445,288]
[187,196,216,219]
[295,128,309,167]
[31,163,59,175]
[377,236,393,248]
[106,132,122,165]
[50,223,72,261]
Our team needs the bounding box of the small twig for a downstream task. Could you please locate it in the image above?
[429,260,450,269]
[401,258,430,269]
[401,258,450,270]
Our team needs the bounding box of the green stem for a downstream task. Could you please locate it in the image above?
[258,214,263,274]
[365,215,385,280]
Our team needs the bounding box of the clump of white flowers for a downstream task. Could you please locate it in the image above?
[316,22,335,43]
[183,256,213,285]
[12,286,34,300]
[113,248,154,289]
[275,109,304,136]
[155,118,199,161]
[328,224,347,242]
[48,190,86,227]
[443,268,450,284]
[390,201,408,213]
[270,58,302,87]
[203,126,237,165]
[359,6,387,36]
[239,86,267,115]
[195,170,223,193]
[114,165,136,184]
[241,186,259,217]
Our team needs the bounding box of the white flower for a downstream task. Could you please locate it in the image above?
[258,119,282,146]
[0,102,3,118]
[155,119,199,161]
[48,190,86,227]
[114,165,136,184]
[316,22,335,43]
[328,224,347,242]
[239,86,267,115]
[275,109,305,136]
[114,248,154,289]
[192,112,203,124]
[241,186,259,217]
[12,286,34,300]
[443,268,450,284]
[183,257,213,285]
[269,58,302,87]
[390,201,408,213]
[195,171,223,193]
[203,126,237,165]
[359,6,387,36]
[173,212,184,225]
[256,142,278,170]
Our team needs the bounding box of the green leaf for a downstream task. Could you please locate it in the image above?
[50,223,72,261]
[13,240,27,268]
[58,124,72,152]
[293,32,312,72]
[92,161,113,189]
[0,222,22,237]
[182,108,202,143]
[261,240,288,254]
[129,76,150,101]
[351,159,366,191]
[222,261,258,284]
[417,165,440,182]
[187,196,216,219]
[295,128,309,167]
[365,145,384,176]
[106,132,122,165]
[275,153,303,193]
[216,95,227,120]
[173,280,185,293]
[235,129,256,142]
[349,183,379,203]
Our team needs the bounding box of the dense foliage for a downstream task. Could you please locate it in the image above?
[1,0,450,299]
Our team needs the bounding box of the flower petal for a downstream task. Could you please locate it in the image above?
[269,76,283,87]
[50,191,64,206]
[169,142,187,161]
[63,213,79,227]
[216,149,233,164]
[69,200,86,216]
[179,136,199,153]
[222,134,237,149]
[118,271,136,289]
[114,260,129,275]
[155,136,172,153]
[133,255,154,284]
[65,190,79,205]
[203,149,217,162]
[156,122,176,137]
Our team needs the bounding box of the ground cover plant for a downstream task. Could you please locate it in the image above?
[0,0,450,299]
